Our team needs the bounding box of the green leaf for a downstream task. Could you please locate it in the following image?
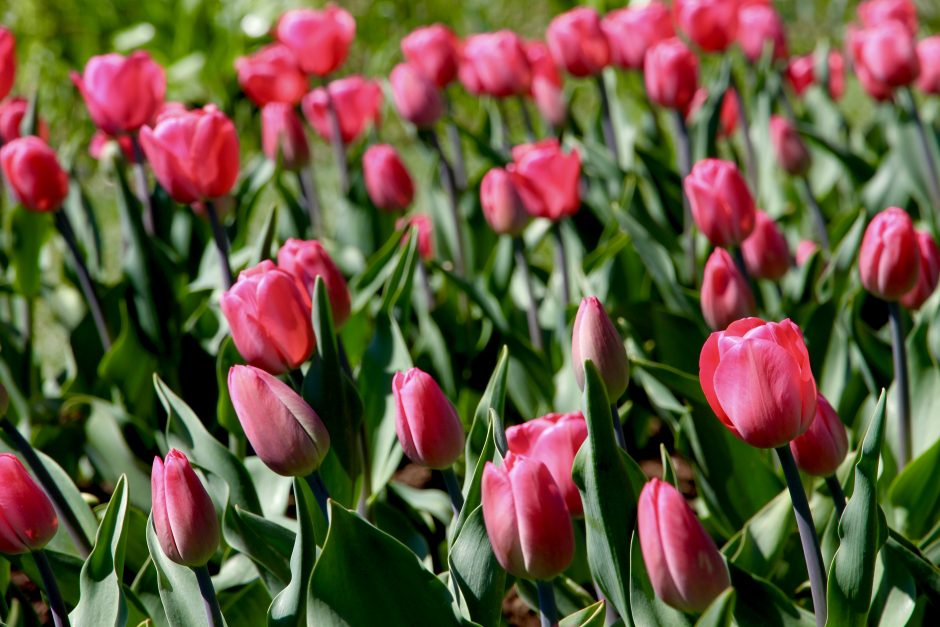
[629,528,691,626]
[722,489,793,578]
[10,208,48,298]
[269,479,318,626]
[888,433,940,540]
[448,505,506,626]
[145,513,205,627]
[223,505,294,588]
[695,588,736,627]
[729,565,815,626]
[465,346,509,480]
[560,600,607,627]
[379,225,419,316]
[215,337,243,436]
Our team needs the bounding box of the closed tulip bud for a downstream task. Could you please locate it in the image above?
[644,38,699,112]
[277,238,351,327]
[900,230,940,310]
[459,31,532,98]
[737,4,787,63]
[0,98,49,144]
[506,412,587,516]
[392,368,465,469]
[796,240,820,266]
[228,365,330,476]
[859,207,921,301]
[916,37,940,95]
[547,7,610,78]
[675,0,739,53]
[858,0,917,36]
[789,395,849,477]
[770,115,811,176]
[71,51,166,135]
[302,76,382,144]
[396,214,433,260]
[638,478,730,612]
[401,24,460,89]
[685,159,756,248]
[525,41,567,128]
[850,23,919,93]
[0,454,58,555]
[151,450,220,567]
[139,105,239,204]
[390,63,444,128]
[572,296,630,400]
[481,453,575,580]
[261,103,310,171]
[0,28,14,102]
[363,144,415,212]
[480,168,528,236]
[0,137,69,212]
[275,5,355,77]
[235,44,308,106]
[701,248,756,331]
[220,260,315,374]
[508,139,581,220]
[742,211,791,281]
[602,3,674,71]
[700,317,817,448]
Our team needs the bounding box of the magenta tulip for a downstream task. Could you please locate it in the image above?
[602,3,674,71]
[390,62,444,128]
[858,0,917,36]
[770,115,811,176]
[275,5,355,77]
[480,167,528,236]
[900,230,940,310]
[363,144,415,212]
[742,210,791,281]
[737,4,787,63]
[858,207,921,301]
[572,296,630,400]
[277,238,351,327]
[674,0,738,53]
[546,7,610,78]
[151,450,220,567]
[71,51,166,135]
[850,22,920,93]
[508,139,581,220]
[458,31,531,98]
[644,38,699,112]
[789,395,849,477]
[0,98,49,144]
[525,41,567,128]
[401,24,460,89]
[916,37,940,95]
[302,76,382,144]
[397,214,434,260]
[0,137,69,212]
[685,159,756,248]
[701,248,756,331]
[392,368,465,469]
[235,44,308,106]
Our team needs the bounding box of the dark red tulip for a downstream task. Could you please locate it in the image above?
[235,44,308,106]
[275,5,355,77]
[302,76,382,144]
[401,24,460,89]
[0,137,69,212]
[71,51,166,135]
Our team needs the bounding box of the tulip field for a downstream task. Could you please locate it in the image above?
[5,0,940,625]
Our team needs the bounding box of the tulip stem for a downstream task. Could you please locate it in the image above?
[517,96,536,142]
[888,301,912,468]
[305,471,331,523]
[444,93,467,190]
[732,246,753,287]
[417,260,435,310]
[798,175,830,250]
[205,200,234,290]
[297,167,322,237]
[671,110,696,284]
[825,475,846,519]
[610,403,626,451]
[54,211,112,352]
[730,77,758,196]
[130,134,155,237]
[536,580,558,627]
[904,88,940,220]
[194,565,223,627]
[441,467,464,516]
[322,88,349,195]
[426,130,467,277]
[552,223,571,310]
[33,550,69,627]
[596,75,619,164]
[775,446,827,627]
[513,238,543,351]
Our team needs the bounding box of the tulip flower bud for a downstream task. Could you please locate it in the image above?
[700,317,817,448]
[390,63,444,128]
[638,478,730,612]
[572,296,630,400]
[458,31,532,98]
[900,230,940,310]
[275,5,355,77]
[401,24,460,89]
[602,3,674,71]
[701,248,756,331]
[363,144,415,212]
[858,0,917,36]
[261,103,310,171]
[220,260,315,374]
[71,51,166,136]
[644,38,699,112]
[508,139,581,220]
[547,7,610,78]
[0,98,49,144]
[796,240,820,266]
[742,210,791,281]
[684,159,756,248]
[481,453,575,579]
[850,22,919,93]
[859,207,921,301]
[737,4,787,63]
[396,214,434,260]
[675,0,739,53]
[151,450,220,567]
[916,37,940,95]
[0,454,58,555]
[302,76,382,144]
[0,137,69,212]
[392,368,465,469]
[480,168,529,236]
[769,115,811,176]
[235,44,308,106]
[525,41,567,128]
[228,365,331,476]
[0,28,14,102]
[506,412,587,516]
[789,395,849,477]
[277,238,351,327]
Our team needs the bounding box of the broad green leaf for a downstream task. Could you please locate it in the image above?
[629,528,691,626]
[269,479,318,626]
[888,432,940,540]
[453,416,496,540]
[694,588,735,627]
[220,579,271,627]
[868,544,916,627]
[729,565,815,626]
[215,337,243,437]
[465,346,509,480]
[448,505,506,626]
[722,489,793,577]
[145,514,205,627]
[560,600,607,627]
[10,208,48,298]
[379,226,419,317]
[223,505,294,588]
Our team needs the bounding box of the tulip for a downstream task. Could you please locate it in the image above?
[769,115,811,176]
[235,44,307,106]
[363,144,415,212]
[397,214,434,260]
[277,238,351,327]
[275,5,355,77]
[742,210,791,281]
[506,412,587,516]
[789,395,849,477]
[481,453,575,579]
[858,0,917,36]
[220,260,315,374]
[508,139,581,220]
[392,368,465,469]
[261,103,310,171]
[459,31,531,98]
[0,28,14,102]
[0,137,69,212]
[89,131,135,162]
[0,98,49,144]
[900,230,940,310]
[480,168,528,236]
[737,4,787,63]
[858,207,921,301]
[151,450,220,567]
[228,365,330,476]
[390,63,444,128]
[916,37,940,95]
[71,51,166,136]
[302,76,382,144]
[525,41,566,128]
[401,24,460,89]
[850,22,920,93]
[0,454,58,555]
[674,0,739,53]
[786,52,845,100]
[701,248,756,331]
[796,240,820,266]
[638,478,730,612]
[546,7,610,78]
[602,2,674,71]
[571,296,629,400]
[644,38,699,112]
[684,159,756,248]
[685,88,737,137]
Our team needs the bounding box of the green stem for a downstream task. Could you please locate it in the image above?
[825,474,846,519]
[671,110,695,284]
[513,238,543,351]
[799,176,830,250]
[904,87,940,221]
[427,130,467,277]
[730,76,758,196]
[517,96,536,142]
[536,580,557,627]
[130,134,155,237]
[888,301,912,468]
[322,87,349,195]
[305,471,331,523]
[205,200,233,290]
[34,550,69,627]
[611,403,626,450]
[441,466,464,515]
[194,565,223,627]
[297,167,322,237]
[552,223,571,310]
[596,75,618,162]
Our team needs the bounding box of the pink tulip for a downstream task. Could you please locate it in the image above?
[480,167,528,236]
[737,4,787,63]
[742,210,791,281]
[261,103,310,171]
[525,41,567,128]
[0,137,69,212]
[275,5,355,77]
[900,230,940,310]
[71,51,166,135]
[397,214,434,260]
[458,31,531,98]
[850,22,920,93]
[859,207,921,301]
[916,37,940,95]
[508,139,581,220]
[684,159,756,248]
[235,44,308,106]
[302,76,382,144]
[546,7,610,78]
[363,144,415,212]
[277,238,351,327]
[0,28,14,102]
[602,2,674,70]
[644,38,699,112]
[390,63,444,128]
[572,296,630,400]
[701,248,756,331]
[0,98,49,144]
[858,0,917,36]
[769,115,811,176]
[401,24,460,89]
[151,450,220,567]
[392,368,465,469]
[0,454,58,555]
[674,0,739,53]
[789,395,849,477]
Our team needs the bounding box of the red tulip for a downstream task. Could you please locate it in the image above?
[701,248,756,331]
[89,131,135,162]
[769,115,810,176]
[737,4,787,63]
[644,38,699,112]
[674,0,739,53]
[0,28,14,102]
[700,317,817,448]
[508,139,581,220]
[390,63,444,128]
[401,24,460,89]
[392,368,465,469]
[638,478,730,612]
[546,7,610,78]
[481,453,575,579]
[261,103,310,171]
[859,207,921,301]
[684,159,756,248]
[220,260,315,375]
[363,144,415,212]
[900,229,940,310]
[506,412,587,516]
[458,31,531,98]
[0,98,49,144]
[789,394,849,477]
[275,5,355,77]
[228,365,330,476]
[277,238,351,327]
[742,210,790,280]
[139,105,239,204]
[0,454,58,555]
[916,37,940,95]
[151,450,220,567]
[302,76,382,144]
[786,52,845,100]
[572,296,630,400]
[480,167,528,236]
[525,41,566,128]
[602,2,674,71]
[71,51,166,135]
[850,22,920,93]
[0,137,69,212]
[397,214,433,260]
[858,0,917,36]
[235,44,308,106]
[796,240,820,266]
